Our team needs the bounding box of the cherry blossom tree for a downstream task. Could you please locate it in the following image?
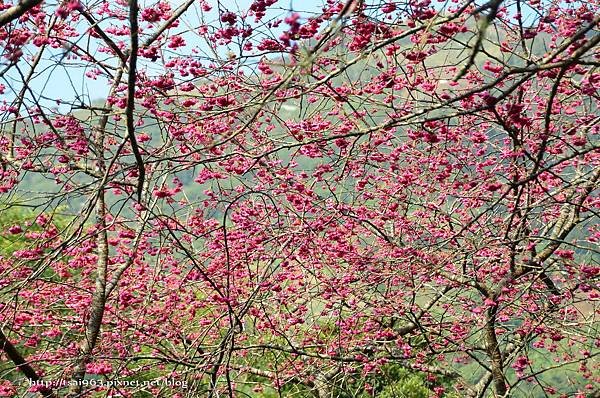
[0,0,599,397]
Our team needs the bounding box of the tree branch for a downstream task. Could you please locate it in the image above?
[69,193,109,397]
[0,0,42,28]
[125,0,144,203]
[0,329,55,397]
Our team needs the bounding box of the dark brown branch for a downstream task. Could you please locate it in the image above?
[0,329,55,397]
[126,0,144,203]
[142,0,195,48]
[453,0,503,81]
[0,0,42,27]
[78,9,127,62]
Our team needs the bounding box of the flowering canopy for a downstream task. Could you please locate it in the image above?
[0,0,599,397]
